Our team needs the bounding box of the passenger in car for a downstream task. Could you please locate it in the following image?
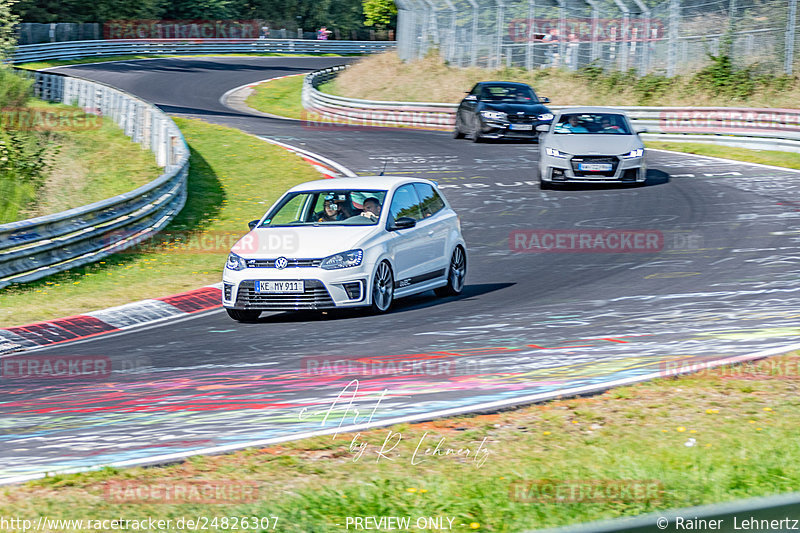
[316,199,345,222]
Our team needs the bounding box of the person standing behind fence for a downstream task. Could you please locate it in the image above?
[317,26,332,40]
[542,27,559,68]
[566,33,580,70]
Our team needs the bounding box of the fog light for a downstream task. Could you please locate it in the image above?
[223,283,233,300]
[342,281,363,301]
[551,168,566,181]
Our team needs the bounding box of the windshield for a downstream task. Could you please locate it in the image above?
[480,85,538,103]
[554,113,632,135]
[259,190,388,227]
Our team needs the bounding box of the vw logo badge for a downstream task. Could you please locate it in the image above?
[275,257,289,270]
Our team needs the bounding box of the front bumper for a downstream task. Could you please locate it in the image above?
[541,154,646,183]
[480,118,550,139]
[222,265,370,311]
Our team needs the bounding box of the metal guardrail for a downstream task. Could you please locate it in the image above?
[12,39,396,63]
[303,65,800,152]
[0,70,190,288]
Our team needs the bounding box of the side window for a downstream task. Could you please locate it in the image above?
[388,184,423,223]
[413,183,445,218]
[469,85,481,96]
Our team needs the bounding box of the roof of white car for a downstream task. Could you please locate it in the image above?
[556,106,629,115]
[288,175,436,192]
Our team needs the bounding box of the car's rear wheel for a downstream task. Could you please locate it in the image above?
[226,308,261,322]
[371,261,394,313]
[435,246,467,297]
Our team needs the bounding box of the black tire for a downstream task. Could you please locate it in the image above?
[435,246,467,297]
[471,116,483,143]
[226,308,261,322]
[453,115,465,139]
[370,261,394,313]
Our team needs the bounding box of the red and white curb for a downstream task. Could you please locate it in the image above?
[0,283,223,355]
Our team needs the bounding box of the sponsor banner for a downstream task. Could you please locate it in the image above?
[0,107,102,131]
[660,109,800,134]
[508,18,664,43]
[510,479,663,503]
[103,20,261,40]
[1,355,111,380]
[510,229,663,253]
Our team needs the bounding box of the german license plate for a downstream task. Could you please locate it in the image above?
[579,163,613,171]
[510,124,533,130]
[255,280,304,293]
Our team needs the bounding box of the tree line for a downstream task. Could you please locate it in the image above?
[11,0,398,33]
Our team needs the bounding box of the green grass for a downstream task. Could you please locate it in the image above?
[646,141,800,170]
[0,117,321,326]
[245,74,306,119]
[3,351,800,531]
[15,53,347,71]
[1,101,160,223]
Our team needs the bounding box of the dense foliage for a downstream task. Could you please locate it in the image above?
[12,0,382,35]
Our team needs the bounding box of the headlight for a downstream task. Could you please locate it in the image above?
[320,249,363,270]
[623,149,644,159]
[226,252,247,271]
[545,147,567,158]
[480,110,507,121]
[538,113,554,121]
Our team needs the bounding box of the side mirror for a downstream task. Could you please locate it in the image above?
[248,219,260,230]
[635,126,648,134]
[389,217,417,231]
[539,96,550,103]
[536,124,550,133]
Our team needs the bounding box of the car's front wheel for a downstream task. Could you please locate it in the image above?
[471,116,484,143]
[371,261,394,313]
[226,308,261,322]
[453,114,465,139]
[435,246,467,297]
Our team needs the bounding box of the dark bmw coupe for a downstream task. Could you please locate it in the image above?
[453,81,553,143]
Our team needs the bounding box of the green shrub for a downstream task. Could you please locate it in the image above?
[0,67,31,108]
[0,128,57,223]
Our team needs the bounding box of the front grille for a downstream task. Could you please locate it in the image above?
[507,114,537,124]
[245,258,322,268]
[235,280,335,310]
[570,156,619,177]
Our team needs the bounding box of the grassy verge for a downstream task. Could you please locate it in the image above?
[326,52,800,108]
[4,101,162,222]
[15,53,347,72]
[645,142,800,170]
[245,74,306,119]
[3,350,799,531]
[0,118,321,326]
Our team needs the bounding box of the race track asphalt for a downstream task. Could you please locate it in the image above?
[2,56,800,480]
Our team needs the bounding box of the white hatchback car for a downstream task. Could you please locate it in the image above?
[222,176,467,322]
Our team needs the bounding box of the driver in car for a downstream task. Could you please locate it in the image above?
[564,115,589,133]
[360,197,382,221]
